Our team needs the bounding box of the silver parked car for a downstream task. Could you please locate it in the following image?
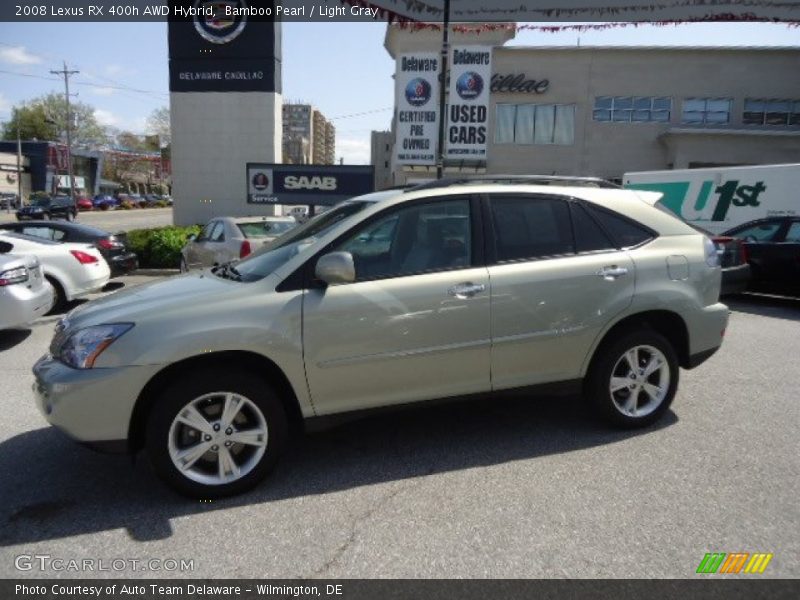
[180,216,297,271]
[0,243,54,330]
[34,177,729,497]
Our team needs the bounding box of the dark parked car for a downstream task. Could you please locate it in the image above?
[16,196,77,222]
[724,217,800,296]
[0,220,138,277]
[0,193,20,210]
[143,194,162,207]
[690,224,751,296]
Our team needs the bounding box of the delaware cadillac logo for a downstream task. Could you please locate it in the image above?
[251,172,270,191]
[194,0,247,45]
[405,77,432,107]
[456,71,484,100]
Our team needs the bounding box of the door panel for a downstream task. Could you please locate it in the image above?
[489,252,635,389]
[303,268,491,415]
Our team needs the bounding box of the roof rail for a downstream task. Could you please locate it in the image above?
[405,175,621,192]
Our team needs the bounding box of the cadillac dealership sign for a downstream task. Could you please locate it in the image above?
[193,0,248,45]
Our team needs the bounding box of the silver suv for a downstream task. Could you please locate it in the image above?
[33,178,729,497]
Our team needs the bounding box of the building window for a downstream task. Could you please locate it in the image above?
[495,104,575,145]
[682,98,732,125]
[593,96,671,123]
[743,99,800,126]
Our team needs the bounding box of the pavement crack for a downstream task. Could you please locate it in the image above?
[310,480,417,577]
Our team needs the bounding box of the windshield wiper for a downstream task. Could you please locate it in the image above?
[213,262,242,281]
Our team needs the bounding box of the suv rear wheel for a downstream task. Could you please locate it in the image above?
[585,329,679,428]
[145,369,288,498]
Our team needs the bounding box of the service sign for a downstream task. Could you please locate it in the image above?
[394,53,440,165]
[246,164,374,206]
[446,46,492,161]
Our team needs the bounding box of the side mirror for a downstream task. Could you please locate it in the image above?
[315,252,355,285]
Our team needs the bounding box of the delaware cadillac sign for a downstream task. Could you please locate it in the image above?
[247,164,374,206]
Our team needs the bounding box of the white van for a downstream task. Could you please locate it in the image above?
[624,163,800,234]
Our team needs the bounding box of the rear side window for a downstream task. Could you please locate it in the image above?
[585,204,654,248]
[490,195,574,261]
[570,203,615,253]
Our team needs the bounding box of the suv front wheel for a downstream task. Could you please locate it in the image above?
[145,369,288,498]
[585,329,679,428]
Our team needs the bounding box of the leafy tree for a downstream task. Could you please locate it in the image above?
[1,93,107,146]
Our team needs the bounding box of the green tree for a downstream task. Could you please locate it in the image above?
[1,104,58,141]
[1,93,107,146]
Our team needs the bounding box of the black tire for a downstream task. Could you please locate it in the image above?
[45,276,66,314]
[584,328,679,429]
[66,211,75,222]
[145,369,288,498]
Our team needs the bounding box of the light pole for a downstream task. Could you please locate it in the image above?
[50,61,79,199]
[16,116,23,209]
[435,0,451,180]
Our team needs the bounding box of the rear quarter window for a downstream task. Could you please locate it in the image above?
[585,204,655,248]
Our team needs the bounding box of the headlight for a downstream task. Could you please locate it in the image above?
[0,266,28,286]
[58,324,134,369]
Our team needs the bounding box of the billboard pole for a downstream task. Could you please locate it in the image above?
[435,0,451,180]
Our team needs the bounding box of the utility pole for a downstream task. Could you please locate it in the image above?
[16,116,23,209]
[50,61,79,200]
[435,0,451,180]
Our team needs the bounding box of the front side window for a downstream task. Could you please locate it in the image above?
[490,195,574,262]
[682,98,732,124]
[335,198,471,281]
[495,104,575,145]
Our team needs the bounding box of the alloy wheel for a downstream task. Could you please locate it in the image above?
[608,345,670,418]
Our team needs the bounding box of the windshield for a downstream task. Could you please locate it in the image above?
[221,201,370,282]
[238,220,296,238]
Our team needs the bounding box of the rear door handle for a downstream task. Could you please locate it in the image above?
[448,282,486,299]
[597,265,629,280]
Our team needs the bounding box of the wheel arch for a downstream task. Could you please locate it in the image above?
[128,350,305,453]
[584,310,691,376]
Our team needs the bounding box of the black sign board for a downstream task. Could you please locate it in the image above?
[168,0,281,93]
[247,164,375,206]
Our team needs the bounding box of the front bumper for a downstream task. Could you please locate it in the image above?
[33,354,160,449]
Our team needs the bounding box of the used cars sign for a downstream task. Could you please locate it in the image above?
[246,164,374,206]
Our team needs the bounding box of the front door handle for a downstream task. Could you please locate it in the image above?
[448,282,486,299]
[597,265,629,280]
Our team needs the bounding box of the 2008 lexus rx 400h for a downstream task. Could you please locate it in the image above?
[33,178,728,497]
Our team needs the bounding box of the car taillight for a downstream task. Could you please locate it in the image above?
[97,238,123,250]
[240,240,252,258]
[0,266,28,286]
[70,250,99,264]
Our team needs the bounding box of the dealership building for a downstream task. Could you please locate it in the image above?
[383,26,800,185]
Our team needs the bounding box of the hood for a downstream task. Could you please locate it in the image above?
[64,271,246,330]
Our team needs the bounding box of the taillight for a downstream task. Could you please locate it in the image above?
[240,240,252,258]
[97,238,122,250]
[0,266,28,286]
[70,250,99,264]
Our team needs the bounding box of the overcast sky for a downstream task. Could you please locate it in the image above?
[0,21,797,163]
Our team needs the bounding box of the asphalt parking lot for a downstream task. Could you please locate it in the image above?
[0,276,798,578]
[0,208,173,233]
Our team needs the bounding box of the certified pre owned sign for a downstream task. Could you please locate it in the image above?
[194,0,248,45]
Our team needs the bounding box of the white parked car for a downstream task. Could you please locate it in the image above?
[0,232,110,311]
[0,247,54,330]
[180,216,298,271]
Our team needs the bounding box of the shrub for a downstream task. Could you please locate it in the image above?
[155,200,169,208]
[119,200,134,210]
[126,225,201,268]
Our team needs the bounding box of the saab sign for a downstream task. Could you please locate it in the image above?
[247,164,374,206]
